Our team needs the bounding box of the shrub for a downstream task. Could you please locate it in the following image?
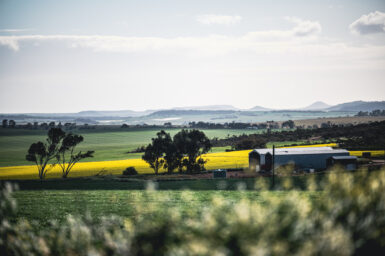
[1,167,385,255]
[122,166,138,176]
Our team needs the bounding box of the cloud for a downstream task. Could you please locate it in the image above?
[0,29,33,33]
[196,14,242,25]
[0,17,324,55]
[3,17,383,63]
[349,11,385,35]
[285,17,322,36]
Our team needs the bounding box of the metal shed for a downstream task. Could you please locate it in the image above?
[249,147,349,171]
[327,156,357,171]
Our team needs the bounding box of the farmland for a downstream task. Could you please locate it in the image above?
[1,139,383,180]
[0,150,251,179]
[0,128,262,167]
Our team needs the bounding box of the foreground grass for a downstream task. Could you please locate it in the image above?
[13,190,321,226]
[2,168,385,255]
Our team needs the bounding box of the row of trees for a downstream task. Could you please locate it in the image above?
[211,121,385,150]
[142,129,212,174]
[2,119,16,128]
[26,128,94,179]
[356,109,385,117]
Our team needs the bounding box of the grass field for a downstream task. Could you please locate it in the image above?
[0,128,261,167]
[7,174,322,226]
[11,189,320,226]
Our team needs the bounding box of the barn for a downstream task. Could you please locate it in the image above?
[249,147,350,171]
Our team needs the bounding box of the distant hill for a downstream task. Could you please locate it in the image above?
[302,101,331,110]
[247,105,271,111]
[148,110,237,117]
[172,105,238,111]
[327,101,385,112]
[76,110,155,117]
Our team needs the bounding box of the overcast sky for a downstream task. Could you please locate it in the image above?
[1,0,385,113]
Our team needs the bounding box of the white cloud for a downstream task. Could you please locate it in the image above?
[349,11,385,35]
[196,14,242,25]
[0,29,33,33]
[285,17,322,36]
[1,17,384,64]
[0,17,323,55]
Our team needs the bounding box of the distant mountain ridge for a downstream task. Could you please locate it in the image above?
[171,105,238,111]
[326,101,385,112]
[2,101,385,118]
[302,101,331,110]
[247,105,272,111]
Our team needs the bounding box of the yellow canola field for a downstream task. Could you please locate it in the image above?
[0,150,251,180]
[1,145,383,180]
[349,150,385,157]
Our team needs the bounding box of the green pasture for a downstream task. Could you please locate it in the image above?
[0,128,259,167]
[7,175,323,225]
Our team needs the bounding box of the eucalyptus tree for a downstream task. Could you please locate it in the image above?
[57,134,94,178]
[26,128,66,179]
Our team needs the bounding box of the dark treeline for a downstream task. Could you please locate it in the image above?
[356,109,385,116]
[142,129,212,174]
[212,121,385,150]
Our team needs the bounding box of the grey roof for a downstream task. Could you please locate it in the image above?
[250,147,334,155]
[273,149,349,156]
[331,156,357,160]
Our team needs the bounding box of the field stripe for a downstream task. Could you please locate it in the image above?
[1,148,383,180]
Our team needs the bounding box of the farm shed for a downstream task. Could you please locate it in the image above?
[249,147,349,171]
[327,156,357,171]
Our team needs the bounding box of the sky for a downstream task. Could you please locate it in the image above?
[0,0,385,113]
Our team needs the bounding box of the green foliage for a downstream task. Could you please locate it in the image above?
[143,129,212,174]
[173,129,212,173]
[26,128,93,179]
[142,131,169,174]
[232,137,267,150]
[1,168,385,255]
[25,128,66,179]
[57,133,94,178]
[122,167,138,176]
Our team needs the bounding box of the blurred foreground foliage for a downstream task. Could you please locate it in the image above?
[1,168,385,255]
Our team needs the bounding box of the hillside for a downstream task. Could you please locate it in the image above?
[327,101,385,112]
[302,101,331,110]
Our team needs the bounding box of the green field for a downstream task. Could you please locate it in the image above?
[0,128,262,167]
[13,190,320,225]
[6,175,321,225]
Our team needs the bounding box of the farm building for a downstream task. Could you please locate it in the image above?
[326,156,357,171]
[249,147,350,171]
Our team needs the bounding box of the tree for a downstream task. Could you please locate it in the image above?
[161,131,181,174]
[57,134,94,178]
[173,129,211,173]
[233,137,266,150]
[26,128,66,179]
[2,119,7,128]
[142,131,169,175]
[282,120,295,129]
[142,144,164,175]
[8,120,16,128]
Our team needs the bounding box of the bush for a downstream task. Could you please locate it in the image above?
[1,167,385,255]
[122,166,138,176]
